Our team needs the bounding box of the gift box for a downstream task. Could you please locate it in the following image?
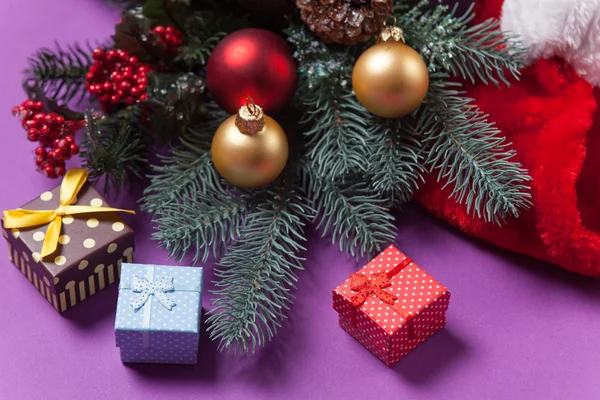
[2,169,135,313]
[333,245,450,367]
[115,263,203,364]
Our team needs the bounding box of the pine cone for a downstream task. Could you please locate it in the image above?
[296,0,393,45]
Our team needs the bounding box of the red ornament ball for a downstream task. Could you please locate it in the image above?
[206,28,297,114]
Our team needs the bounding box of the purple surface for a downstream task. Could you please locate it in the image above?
[1,1,600,399]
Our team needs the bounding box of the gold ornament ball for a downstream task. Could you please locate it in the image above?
[211,114,289,188]
[352,41,429,118]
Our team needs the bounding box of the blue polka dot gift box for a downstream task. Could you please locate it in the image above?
[115,263,203,364]
[333,245,450,367]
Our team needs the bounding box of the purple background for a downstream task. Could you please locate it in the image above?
[1,1,600,399]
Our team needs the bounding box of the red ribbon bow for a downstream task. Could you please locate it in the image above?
[348,259,415,339]
[350,272,397,308]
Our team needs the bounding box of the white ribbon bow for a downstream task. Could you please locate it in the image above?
[130,275,176,311]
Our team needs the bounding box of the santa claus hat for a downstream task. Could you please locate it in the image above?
[476,0,600,86]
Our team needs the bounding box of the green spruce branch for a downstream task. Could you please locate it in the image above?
[399,1,526,85]
[141,105,227,215]
[289,22,372,178]
[206,176,311,353]
[367,117,425,205]
[421,78,532,223]
[303,166,397,259]
[151,191,249,263]
[80,108,149,195]
[25,42,96,104]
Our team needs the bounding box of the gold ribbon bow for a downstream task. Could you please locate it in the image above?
[2,168,135,258]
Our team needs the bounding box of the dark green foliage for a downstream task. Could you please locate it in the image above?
[21,0,533,352]
[206,176,311,353]
[420,78,532,223]
[80,109,149,195]
[151,190,249,263]
[141,102,227,215]
[145,72,207,141]
[399,1,526,85]
[24,42,95,104]
[303,166,397,259]
[367,118,425,205]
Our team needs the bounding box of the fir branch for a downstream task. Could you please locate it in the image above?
[206,177,310,353]
[175,31,224,68]
[80,108,149,195]
[141,105,228,215]
[145,72,206,142]
[151,191,249,263]
[367,118,425,205]
[303,165,396,260]
[24,42,95,104]
[421,77,532,223]
[289,23,372,178]
[399,1,526,85]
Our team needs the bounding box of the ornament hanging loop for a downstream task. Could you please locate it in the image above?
[236,97,265,135]
[245,97,257,115]
[379,15,405,43]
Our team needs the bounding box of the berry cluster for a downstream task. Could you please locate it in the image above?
[86,48,151,112]
[151,26,183,56]
[12,100,84,179]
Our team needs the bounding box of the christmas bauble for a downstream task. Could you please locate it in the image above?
[206,28,298,114]
[352,28,429,118]
[211,99,289,188]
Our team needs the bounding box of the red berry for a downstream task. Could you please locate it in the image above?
[69,143,79,156]
[92,48,106,61]
[56,165,66,177]
[43,165,57,178]
[124,97,136,105]
[137,65,150,74]
[110,95,120,105]
[129,56,138,67]
[27,129,40,141]
[137,76,148,86]
[44,113,57,126]
[106,49,119,62]
[40,125,51,136]
[56,115,65,125]
[57,139,68,150]
[119,81,132,92]
[33,113,45,124]
[153,26,165,34]
[35,146,46,156]
[111,71,123,82]
[65,135,74,144]
[52,148,65,160]
[130,87,140,98]
[35,154,46,166]
[122,70,133,80]
[139,93,149,102]
[22,119,35,129]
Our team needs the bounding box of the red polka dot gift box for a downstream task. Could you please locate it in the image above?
[2,169,135,314]
[333,245,450,367]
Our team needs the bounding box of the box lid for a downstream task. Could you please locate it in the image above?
[115,263,202,348]
[333,245,449,337]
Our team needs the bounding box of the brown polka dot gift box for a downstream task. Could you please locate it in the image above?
[333,245,450,367]
[2,169,135,313]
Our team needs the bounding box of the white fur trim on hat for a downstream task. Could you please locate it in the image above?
[500,0,600,86]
